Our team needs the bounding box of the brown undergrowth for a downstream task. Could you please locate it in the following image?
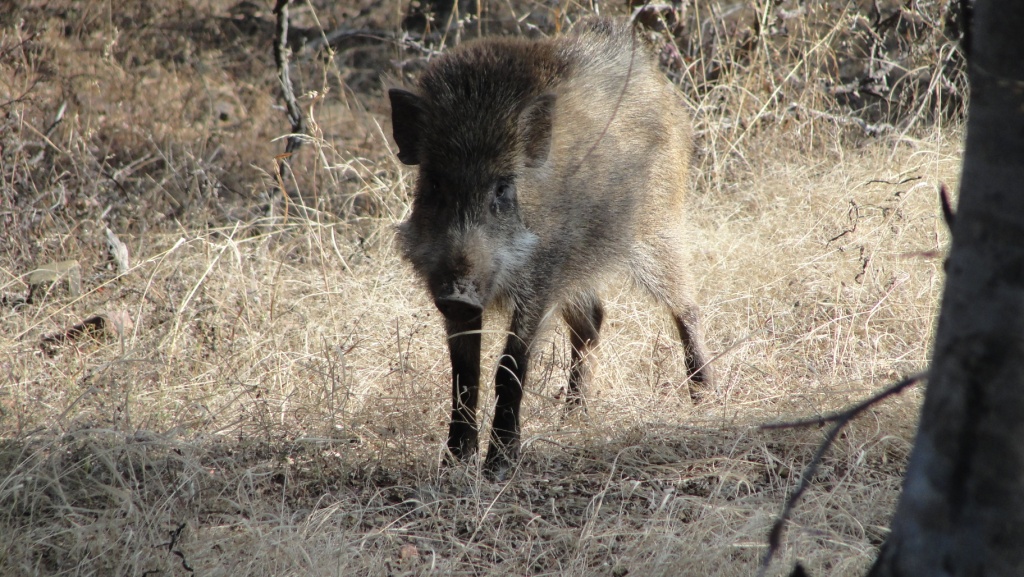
[2,0,963,575]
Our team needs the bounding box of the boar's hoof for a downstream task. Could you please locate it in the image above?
[483,445,518,481]
[445,429,479,464]
[434,295,484,322]
[484,459,511,482]
[686,366,712,404]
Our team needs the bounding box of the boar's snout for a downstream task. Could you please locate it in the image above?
[434,294,484,322]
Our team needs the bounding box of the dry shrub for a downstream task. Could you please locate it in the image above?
[1,0,962,575]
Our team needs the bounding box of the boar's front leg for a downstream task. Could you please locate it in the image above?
[446,316,483,462]
[484,313,537,477]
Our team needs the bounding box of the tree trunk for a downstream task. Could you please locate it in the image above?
[868,1,1024,575]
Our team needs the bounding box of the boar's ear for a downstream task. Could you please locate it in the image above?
[389,88,424,166]
[519,93,556,168]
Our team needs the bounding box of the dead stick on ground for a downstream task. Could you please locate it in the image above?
[755,371,927,577]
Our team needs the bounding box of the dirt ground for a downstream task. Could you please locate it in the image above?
[1,0,964,575]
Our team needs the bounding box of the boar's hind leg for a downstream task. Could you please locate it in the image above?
[630,240,714,402]
[446,316,483,462]
[484,311,540,477]
[561,292,605,411]
[672,306,713,402]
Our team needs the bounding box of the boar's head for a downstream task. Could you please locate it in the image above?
[389,46,559,322]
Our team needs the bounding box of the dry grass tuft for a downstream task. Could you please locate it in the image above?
[2,0,961,575]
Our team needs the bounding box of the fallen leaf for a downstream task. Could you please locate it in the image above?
[27,260,81,300]
[399,543,419,562]
[106,228,130,274]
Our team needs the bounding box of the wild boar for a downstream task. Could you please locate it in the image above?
[389,18,712,476]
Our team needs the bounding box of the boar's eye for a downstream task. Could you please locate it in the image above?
[491,180,517,215]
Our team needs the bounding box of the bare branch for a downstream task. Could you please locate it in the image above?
[273,0,305,157]
[756,372,927,577]
[761,372,927,431]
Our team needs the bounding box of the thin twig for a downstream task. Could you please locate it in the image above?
[273,0,305,188]
[161,522,194,573]
[756,371,927,577]
[761,372,926,431]
[300,27,394,53]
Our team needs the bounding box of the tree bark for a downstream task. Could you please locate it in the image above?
[868,1,1024,575]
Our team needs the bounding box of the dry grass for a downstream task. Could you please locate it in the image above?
[1,1,963,575]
